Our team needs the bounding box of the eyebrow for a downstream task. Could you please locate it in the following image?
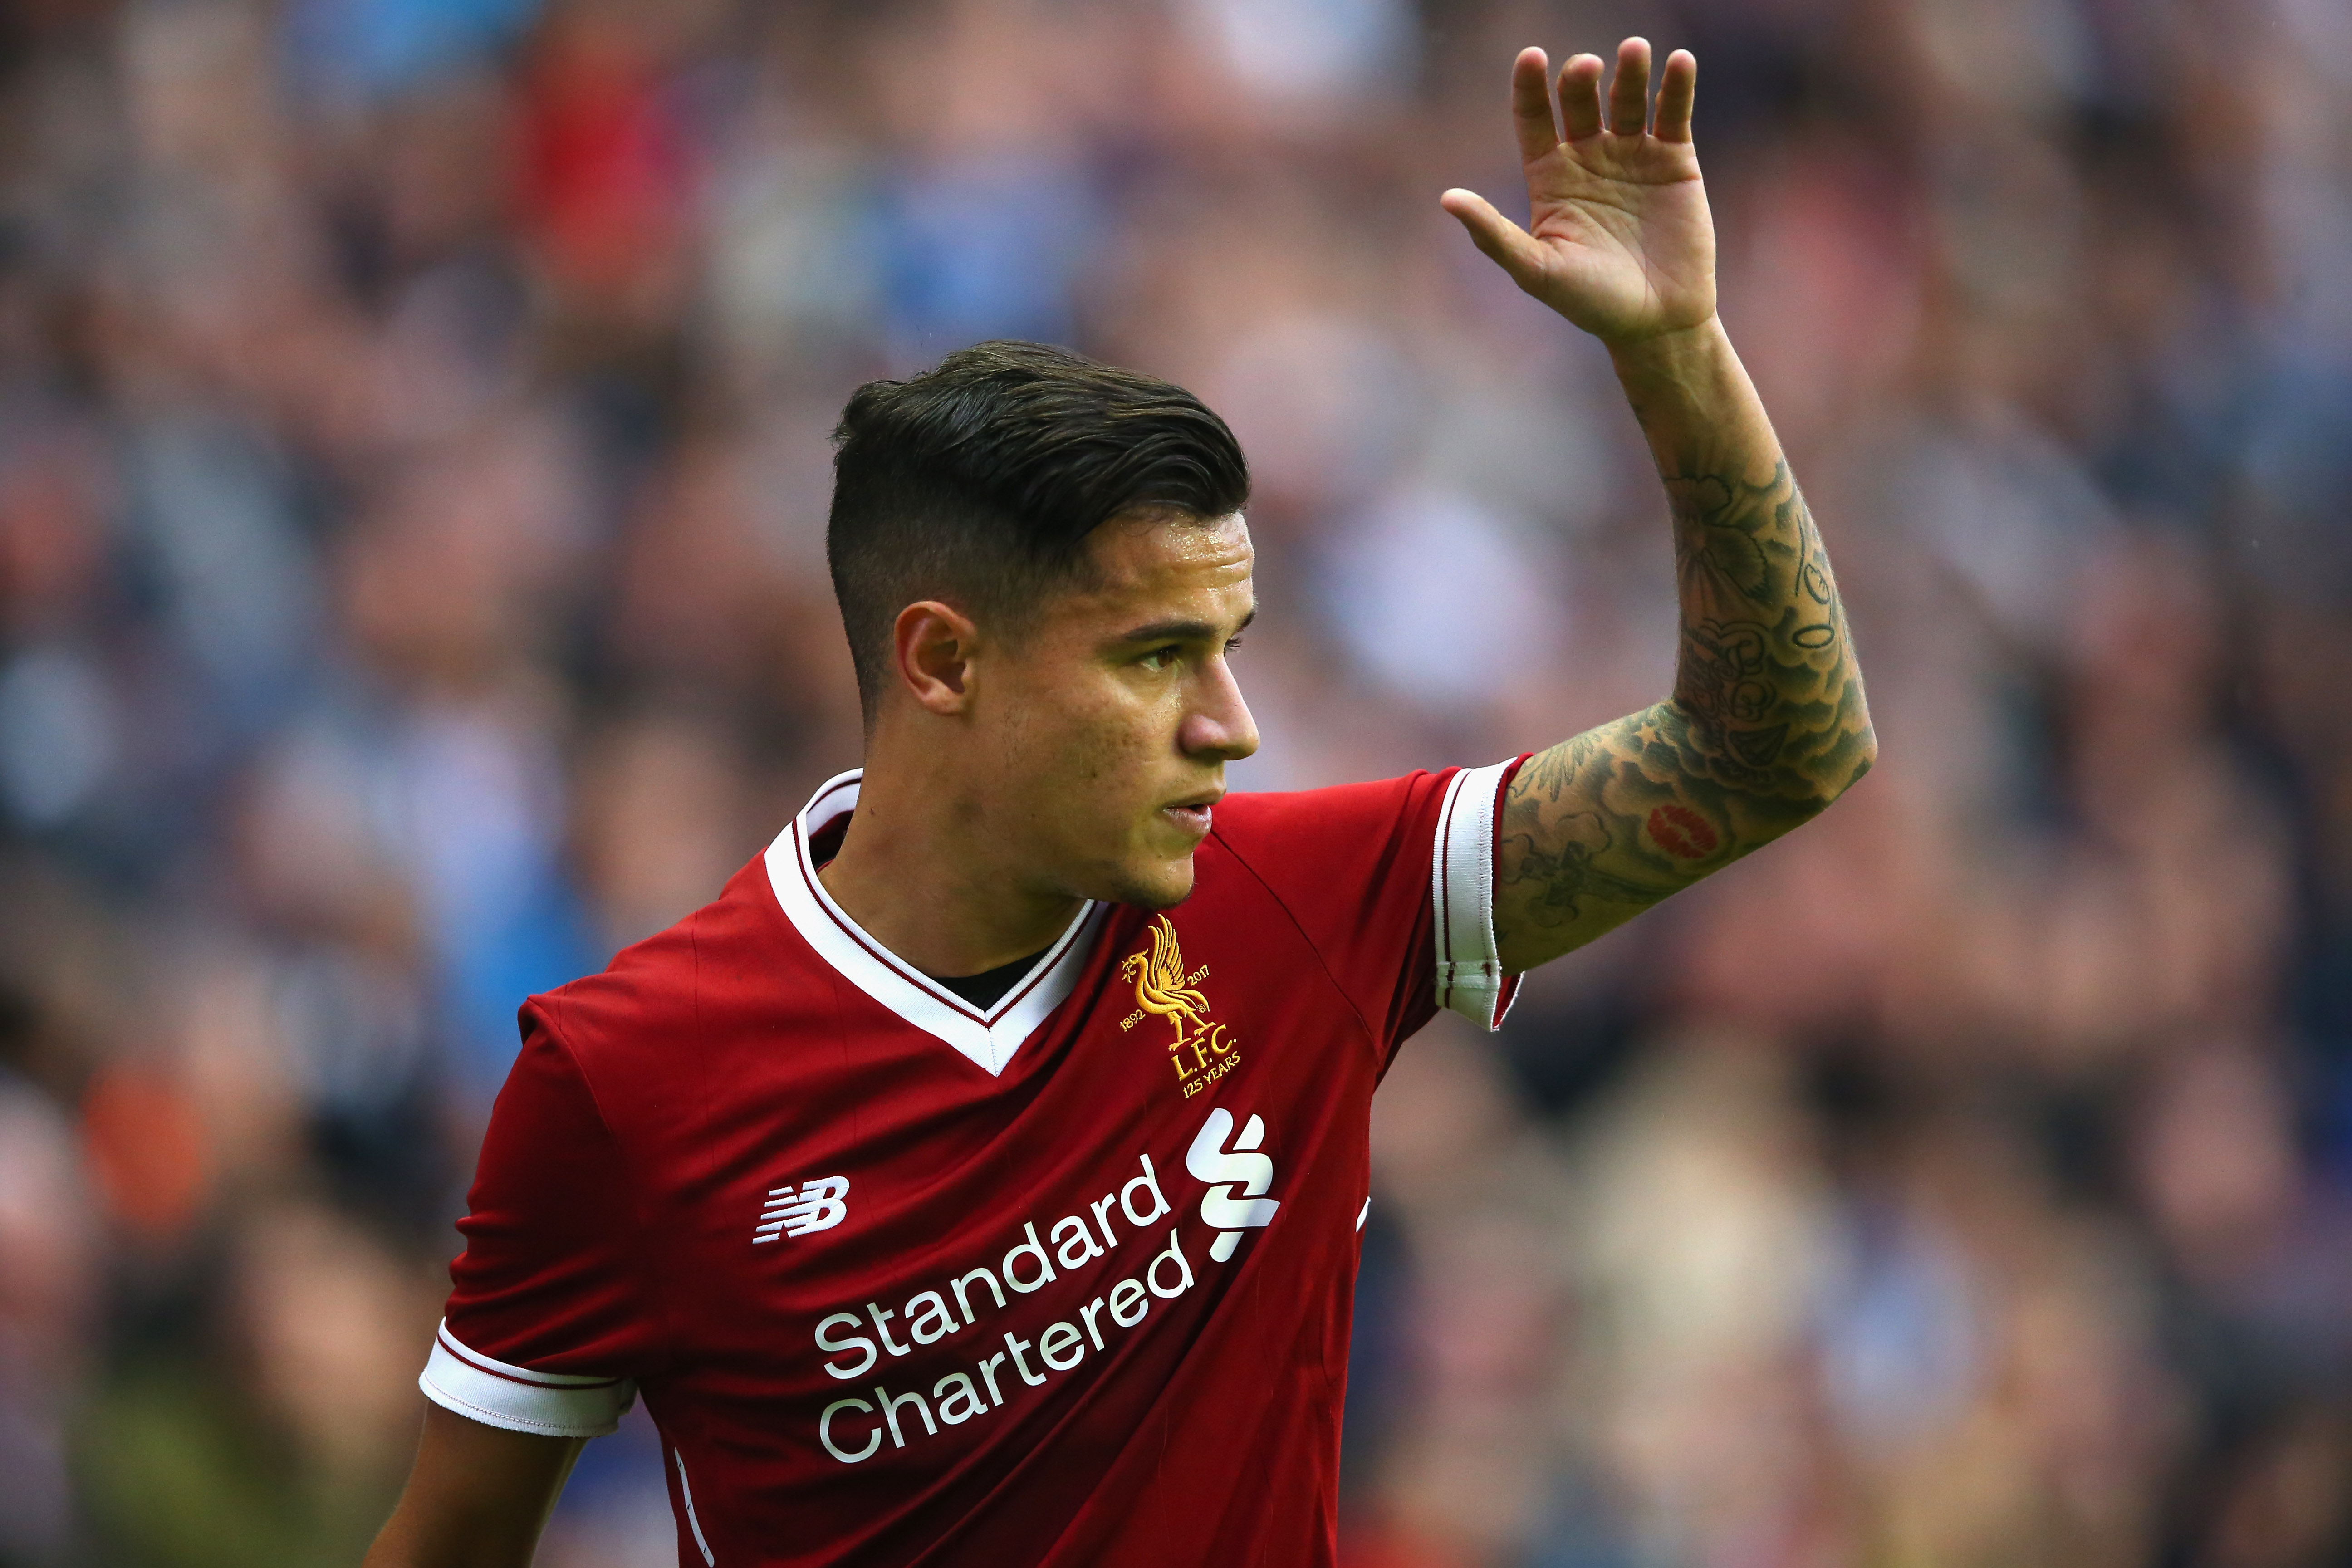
[1113,607,1257,646]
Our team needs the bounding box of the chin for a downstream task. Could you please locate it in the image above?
[1102,856,1197,911]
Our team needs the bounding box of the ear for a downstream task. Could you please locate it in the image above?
[891,600,980,716]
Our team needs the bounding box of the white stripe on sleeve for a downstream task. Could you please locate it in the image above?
[418,1320,637,1438]
[676,1450,717,1565]
[1430,760,1524,1032]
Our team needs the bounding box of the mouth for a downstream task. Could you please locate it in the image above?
[1161,791,1223,838]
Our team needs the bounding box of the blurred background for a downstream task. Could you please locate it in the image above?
[1,0,2349,1563]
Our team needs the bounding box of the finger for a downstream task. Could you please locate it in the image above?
[1439,189,1548,289]
[1556,53,1605,140]
[1608,37,1652,136]
[1509,47,1558,163]
[1654,49,1697,143]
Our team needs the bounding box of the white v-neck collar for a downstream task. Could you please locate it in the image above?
[763,769,1103,1077]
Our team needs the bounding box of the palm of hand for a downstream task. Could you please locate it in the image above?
[1444,42,1718,346]
[1522,134,1714,342]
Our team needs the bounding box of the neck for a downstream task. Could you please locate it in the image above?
[817,735,1082,978]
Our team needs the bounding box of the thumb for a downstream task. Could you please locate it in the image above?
[1440,189,1547,289]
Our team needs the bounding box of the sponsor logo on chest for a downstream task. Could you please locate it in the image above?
[795,1104,1288,1464]
[754,1176,850,1243]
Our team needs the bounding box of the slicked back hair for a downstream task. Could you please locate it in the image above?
[826,341,1250,725]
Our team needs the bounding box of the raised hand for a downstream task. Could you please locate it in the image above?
[1454,42,1876,976]
[1441,40,1715,345]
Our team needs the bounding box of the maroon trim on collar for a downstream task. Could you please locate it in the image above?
[789,817,1094,1028]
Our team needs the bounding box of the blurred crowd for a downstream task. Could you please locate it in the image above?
[1,0,2348,1563]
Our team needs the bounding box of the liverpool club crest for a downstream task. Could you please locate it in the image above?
[1120,916,1240,1098]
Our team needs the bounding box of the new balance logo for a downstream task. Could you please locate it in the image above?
[755,1176,850,1243]
[1186,1108,1278,1262]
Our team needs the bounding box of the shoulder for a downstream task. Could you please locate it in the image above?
[1205,770,1473,882]
[527,852,816,1084]
[1209,771,1453,848]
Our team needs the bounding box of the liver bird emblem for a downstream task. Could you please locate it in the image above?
[1122,915,1210,1042]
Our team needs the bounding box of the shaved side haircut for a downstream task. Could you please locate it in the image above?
[827,340,1250,723]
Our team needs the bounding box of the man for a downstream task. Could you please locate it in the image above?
[368,38,1873,1568]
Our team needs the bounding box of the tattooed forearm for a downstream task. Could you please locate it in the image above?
[1494,324,1875,972]
[1663,461,1871,797]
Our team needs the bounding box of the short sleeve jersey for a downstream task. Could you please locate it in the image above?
[423,762,1524,1567]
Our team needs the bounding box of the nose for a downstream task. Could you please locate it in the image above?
[1179,655,1259,763]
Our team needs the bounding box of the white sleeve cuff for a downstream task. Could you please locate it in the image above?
[419,1320,637,1438]
[1431,759,1524,1032]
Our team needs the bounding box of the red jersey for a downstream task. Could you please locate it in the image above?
[422,762,1522,1566]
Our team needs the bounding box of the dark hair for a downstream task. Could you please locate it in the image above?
[826,340,1250,722]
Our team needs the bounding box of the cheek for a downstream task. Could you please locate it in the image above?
[1004,689,1169,828]
[1066,716,1163,805]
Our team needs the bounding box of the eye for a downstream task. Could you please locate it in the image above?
[1138,646,1181,672]
[1224,635,1245,654]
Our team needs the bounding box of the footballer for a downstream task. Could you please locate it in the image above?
[367,39,1874,1568]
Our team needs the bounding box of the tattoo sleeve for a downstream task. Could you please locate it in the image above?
[1494,327,1876,973]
